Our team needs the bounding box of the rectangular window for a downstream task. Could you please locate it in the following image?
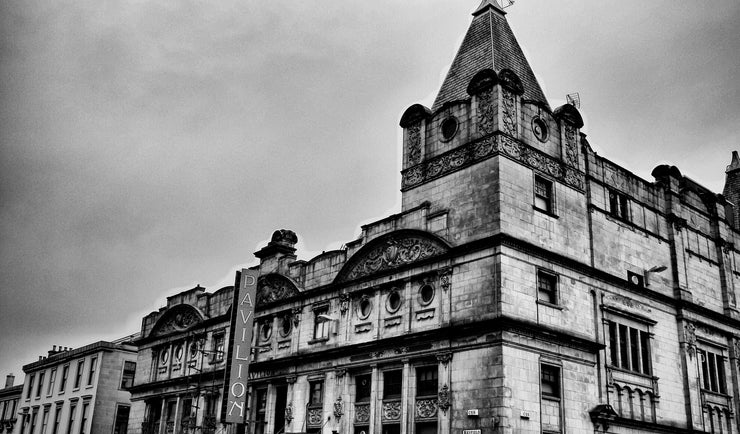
[607,320,651,375]
[534,176,554,213]
[41,406,50,433]
[540,365,561,398]
[415,421,438,434]
[609,190,629,220]
[698,349,727,394]
[383,370,402,399]
[52,404,63,434]
[355,374,371,402]
[74,360,84,389]
[26,374,34,400]
[59,365,69,393]
[47,369,57,396]
[121,361,136,389]
[254,388,267,434]
[537,270,558,305]
[540,364,562,433]
[309,381,323,407]
[30,407,38,433]
[313,307,330,340]
[36,372,45,398]
[213,334,225,362]
[416,366,438,397]
[113,405,130,434]
[78,401,89,434]
[87,357,97,386]
[67,403,77,434]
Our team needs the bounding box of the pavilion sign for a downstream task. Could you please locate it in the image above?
[223,268,258,424]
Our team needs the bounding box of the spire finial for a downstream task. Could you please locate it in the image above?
[727,151,740,173]
[473,0,512,16]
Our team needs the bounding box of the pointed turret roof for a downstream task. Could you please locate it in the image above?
[432,1,549,111]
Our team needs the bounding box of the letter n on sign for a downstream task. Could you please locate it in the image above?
[223,268,258,424]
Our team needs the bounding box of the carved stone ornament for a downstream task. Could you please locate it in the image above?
[477,88,495,134]
[436,352,452,366]
[338,232,448,282]
[668,213,688,232]
[382,401,402,421]
[401,132,586,192]
[439,268,452,292]
[501,88,517,137]
[684,322,697,358]
[438,384,451,414]
[354,404,371,423]
[564,124,578,167]
[307,408,323,426]
[339,293,350,315]
[416,398,438,419]
[284,402,293,423]
[292,307,301,327]
[256,274,301,306]
[153,305,202,337]
[333,397,344,419]
[603,294,652,314]
[408,123,422,165]
[335,368,347,378]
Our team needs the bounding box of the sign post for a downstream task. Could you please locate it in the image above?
[222,268,258,427]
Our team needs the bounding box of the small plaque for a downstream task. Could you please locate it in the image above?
[520,410,532,419]
[462,430,482,434]
[466,409,479,417]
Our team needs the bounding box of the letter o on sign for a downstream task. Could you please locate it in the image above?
[231,382,246,398]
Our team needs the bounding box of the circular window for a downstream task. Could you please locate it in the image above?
[160,348,169,365]
[440,117,458,142]
[174,344,183,361]
[280,315,292,337]
[532,117,548,142]
[386,290,402,313]
[419,284,435,306]
[357,296,373,320]
[260,321,273,341]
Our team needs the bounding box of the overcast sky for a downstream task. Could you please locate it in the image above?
[1,0,738,379]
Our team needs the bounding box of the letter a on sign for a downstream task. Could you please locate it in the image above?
[224,268,258,424]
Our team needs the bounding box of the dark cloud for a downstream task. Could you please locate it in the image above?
[1,0,738,376]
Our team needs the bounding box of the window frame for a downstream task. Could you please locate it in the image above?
[312,306,330,341]
[536,269,559,306]
[47,368,57,396]
[59,365,69,394]
[308,380,324,407]
[540,364,561,400]
[355,373,372,403]
[415,366,438,397]
[608,189,630,221]
[36,372,45,398]
[73,360,84,390]
[120,360,136,390]
[534,175,555,215]
[698,346,728,395]
[606,317,654,376]
[25,374,34,400]
[87,357,97,387]
[383,370,402,400]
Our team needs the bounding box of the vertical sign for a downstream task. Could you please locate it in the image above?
[223,268,258,424]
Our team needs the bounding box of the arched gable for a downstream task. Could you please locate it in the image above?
[256,273,301,306]
[150,304,205,337]
[335,230,450,283]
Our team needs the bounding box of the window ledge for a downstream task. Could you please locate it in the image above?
[308,337,329,345]
[537,300,563,310]
[533,205,559,219]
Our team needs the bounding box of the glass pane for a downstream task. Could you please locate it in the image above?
[618,324,629,369]
[629,328,640,373]
[640,331,651,375]
[608,322,618,367]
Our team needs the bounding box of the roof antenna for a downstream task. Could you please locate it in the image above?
[566,93,581,109]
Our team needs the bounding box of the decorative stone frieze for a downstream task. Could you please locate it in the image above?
[501,88,517,137]
[408,123,422,165]
[354,404,370,423]
[382,401,402,421]
[416,398,438,419]
[438,384,450,414]
[478,88,495,134]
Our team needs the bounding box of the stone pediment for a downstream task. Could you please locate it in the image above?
[336,230,450,282]
[151,304,204,337]
[256,273,301,306]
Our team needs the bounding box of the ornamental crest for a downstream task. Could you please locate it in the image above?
[306,408,323,426]
[416,399,438,419]
[502,89,517,137]
[152,305,203,337]
[355,404,371,423]
[438,384,451,414]
[408,123,422,165]
[478,88,495,134]
[284,402,293,423]
[336,231,449,282]
[684,322,697,358]
[256,274,301,306]
[382,401,402,421]
[333,397,344,419]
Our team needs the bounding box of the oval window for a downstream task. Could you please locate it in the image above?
[532,117,548,142]
[358,296,372,320]
[440,117,458,141]
[174,344,183,361]
[419,284,435,305]
[386,290,402,313]
[189,341,199,359]
[260,322,273,341]
[160,348,169,365]
[280,316,292,337]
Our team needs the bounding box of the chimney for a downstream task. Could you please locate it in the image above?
[254,229,298,273]
[723,151,740,228]
[5,374,14,388]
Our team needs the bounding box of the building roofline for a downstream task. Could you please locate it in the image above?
[23,341,136,373]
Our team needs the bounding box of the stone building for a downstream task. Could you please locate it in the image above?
[0,375,22,434]
[129,1,740,433]
[13,337,137,434]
